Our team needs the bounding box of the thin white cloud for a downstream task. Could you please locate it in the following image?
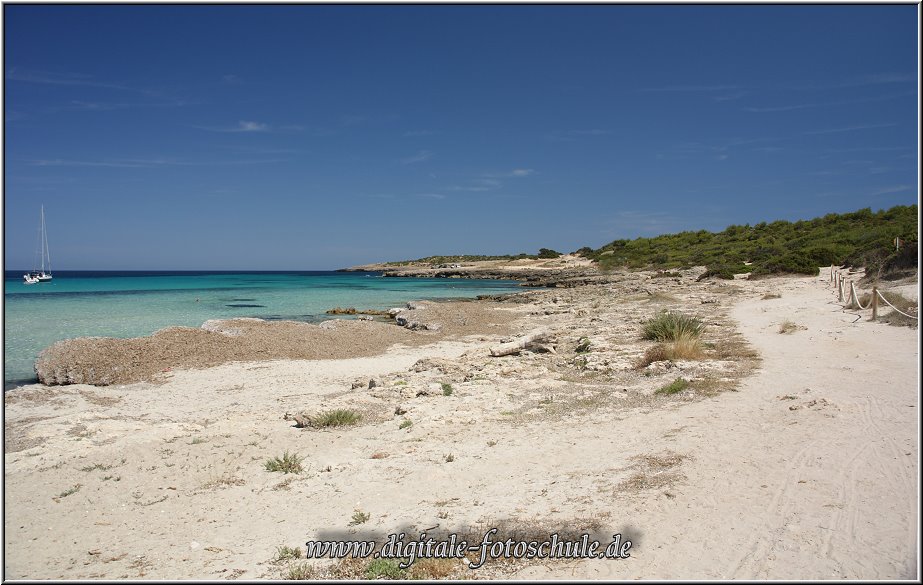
[238,121,269,132]
[510,169,534,177]
[222,74,241,84]
[744,103,815,113]
[6,68,153,94]
[871,185,913,196]
[802,123,897,135]
[789,72,915,91]
[744,91,915,113]
[55,98,192,112]
[401,150,434,164]
[713,91,748,102]
[196,120,270,133]
[26,159,147,168]
[485,169,535,178]
[417,193,445,199]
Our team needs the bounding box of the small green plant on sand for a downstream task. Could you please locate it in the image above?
[575,337,592,353]
[56,484,82,499]
[441,383,453,396]
[264,451,304,474]
[364,558,404,579]
[273,545,302,563]
[642,311,704,341]
[312,409,362,427]
[656,378,689,395]
[349,509,371,526]
[283,562,314,580]
[399,419,412,430]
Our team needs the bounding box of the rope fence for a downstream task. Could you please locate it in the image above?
[827,265,918,321]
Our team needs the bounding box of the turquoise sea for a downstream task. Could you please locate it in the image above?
[3,271,521,389]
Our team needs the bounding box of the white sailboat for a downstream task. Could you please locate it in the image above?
[23,205,53,284]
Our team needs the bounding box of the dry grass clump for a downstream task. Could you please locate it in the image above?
[635,331,704,369]
[761,292,781,300]
[310,409,362,428]
[778,320,802,334]
[618,451,687,492]
[281,562,315,580]
[646,291,678,303]
[642,311,704,341]
[200,474,246,490]
[864,291,919,327]
[712,337,760,360]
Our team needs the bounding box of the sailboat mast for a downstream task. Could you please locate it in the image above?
[41,205,51,274]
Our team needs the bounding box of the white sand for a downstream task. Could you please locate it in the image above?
[3,270,918,580]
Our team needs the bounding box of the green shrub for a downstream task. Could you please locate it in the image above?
[311,409,362,428]
[365,559,404,579]
[349,509,371,526]
[697,264,746,281]
[537,248,562,259]
[283,562,314,580]
[580,205,917,275]
[441,383,453,396]
[265,451,304,474]
[642,311,704,341]
[656,378,689,395]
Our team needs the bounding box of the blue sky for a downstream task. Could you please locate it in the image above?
[3,5,919,270]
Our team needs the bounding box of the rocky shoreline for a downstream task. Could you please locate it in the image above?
[339,254,603,287]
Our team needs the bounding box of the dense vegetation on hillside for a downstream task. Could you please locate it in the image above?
[386,249,562,266]
[577,205,918,277]
[387,206,917,278]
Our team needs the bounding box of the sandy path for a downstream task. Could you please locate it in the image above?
[525,270,918,579]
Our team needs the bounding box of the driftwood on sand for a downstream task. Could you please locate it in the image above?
[489,330,556,357]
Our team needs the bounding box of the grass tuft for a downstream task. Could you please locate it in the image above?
[282,562,314,580]
[399,419,412,430]
[575,337,592,353]
[778,320,802,334]
[273,545,302,563]
[642,311,704,341]
[264,451,304,474]
[311,409,362,428]
[868,291,918,327]
[349,509,370,526]
[441,383,453,396]
[364,558,404,579]
[656,378,689,395]
[635,332,704,369]
[56,484,82,499]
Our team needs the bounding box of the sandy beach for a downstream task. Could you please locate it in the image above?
[3,267,918,580]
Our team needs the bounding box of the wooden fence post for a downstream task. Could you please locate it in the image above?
[871,287,878,320]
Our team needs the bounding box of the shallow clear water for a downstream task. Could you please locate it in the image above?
[3,271,521,389]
